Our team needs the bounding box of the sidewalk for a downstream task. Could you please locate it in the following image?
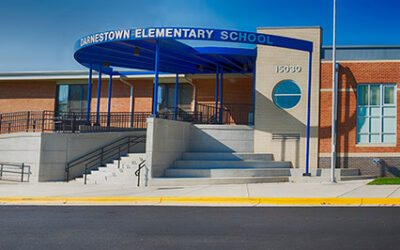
[1,179,400,206]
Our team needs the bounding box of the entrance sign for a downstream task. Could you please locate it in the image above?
[77,27,313,53]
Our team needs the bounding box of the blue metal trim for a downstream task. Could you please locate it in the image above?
[74,27,313,53]
[305,52,313,175]
[86,65,93,124]
[219,66,224,124]
[152,40,160,115]
[96,67,102,125]
[214,65,219,124]
[107,72,112,127]
[174,73,178,120]
[252,63,256,123]
[194,47,257,57]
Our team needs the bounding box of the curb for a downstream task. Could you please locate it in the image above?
[0,197,400,206]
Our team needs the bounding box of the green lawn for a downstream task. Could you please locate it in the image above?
[368,177,400,185]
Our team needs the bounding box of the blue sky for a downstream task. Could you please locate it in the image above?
[0,0,399,72]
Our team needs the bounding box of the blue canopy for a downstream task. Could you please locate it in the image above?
[74,38,257,74]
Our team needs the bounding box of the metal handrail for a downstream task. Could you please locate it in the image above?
[65,135,146,183]
[135,159,146,187]
[0,162,31,182]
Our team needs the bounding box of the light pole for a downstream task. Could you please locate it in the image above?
[331,0,337,183]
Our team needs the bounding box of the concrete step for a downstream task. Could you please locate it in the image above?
[165,168,291,178]
[174,160,291,169]
[150,176,289,186]
[181,152,274,161]
[341,175,376,181]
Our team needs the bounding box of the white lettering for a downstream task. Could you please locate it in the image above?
[166,28,173,37]
[229,31,238,41]
[205,29,214,39]
[188,29,197,38]
[238,32,247,41]
[220,31,228,40]
[182,28,190,38]
[156,28,165,37]
[135,29,141,38]
[123,29,130,39]
[248,34,256,42]
[109,31,115,40]
[148,28,155,38]
[115,30,124,39]
[174,28,182,38]
[197,29,205,39]
[257,35,266,43]
[104,32,109,41]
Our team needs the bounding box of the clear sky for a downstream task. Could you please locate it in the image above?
[0,0,399,72]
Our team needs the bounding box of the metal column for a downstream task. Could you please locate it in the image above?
[219,66,224,124]
[214,65,219,124]
[107,72,113,127]
[174,73,179,120]
[304,52,313,176]
[96,67,102,125]
[86,65,93,124]
[152,40,160,115]
[252,64,256,125]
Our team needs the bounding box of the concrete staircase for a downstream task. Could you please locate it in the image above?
[151,152,293,186]
[75,153,147,185]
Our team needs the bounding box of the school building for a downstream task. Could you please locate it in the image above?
[0,27,399,184]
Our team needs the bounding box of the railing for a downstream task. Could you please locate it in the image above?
[0,162,31,182]
[135,159,146,187]
[0,111,151,134]
[65,135,146,184]
[195,103,253,125]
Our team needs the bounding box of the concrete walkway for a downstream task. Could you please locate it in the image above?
[1,179,400,199]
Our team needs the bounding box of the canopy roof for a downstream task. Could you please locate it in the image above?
[74,38,257,74]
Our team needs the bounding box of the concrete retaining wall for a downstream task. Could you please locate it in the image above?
[146,118,191,178]
[0,130,146,182]
[146,118,254,183]
[190,124,254,152]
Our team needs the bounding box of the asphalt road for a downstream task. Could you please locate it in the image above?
[0,206,399,250]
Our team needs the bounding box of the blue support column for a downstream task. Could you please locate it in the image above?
[95,67,102,125]
[107,72,113,127]
[152,40,160,115]
[251,64,256,125]
[304,52,313,176]
[174,73,179,120]
[219,66,224,124]
[214,65,219,124]
[86,65,93,124]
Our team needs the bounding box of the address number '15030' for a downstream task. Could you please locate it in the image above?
[275,65,302,73]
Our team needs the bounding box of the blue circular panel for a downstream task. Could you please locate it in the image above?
[273,80,301,109]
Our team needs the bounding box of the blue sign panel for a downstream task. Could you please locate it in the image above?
[77,27,313,52]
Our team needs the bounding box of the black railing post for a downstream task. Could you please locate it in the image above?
[72,114,77,133]
[66,167,69,182]
[26,112,30,132]
[84,165,88,185]
[21,163,24,182]
[42,111,45,132]
[0,114,2,134]
[0,164,3,179]
[118,147,121,168]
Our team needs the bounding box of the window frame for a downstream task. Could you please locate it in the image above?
[55,83,88,114]
[356,83,397,144]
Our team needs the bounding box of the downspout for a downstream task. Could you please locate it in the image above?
[184,75,196,112]
[119,76,134,127]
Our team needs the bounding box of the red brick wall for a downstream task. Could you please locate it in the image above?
[0,80,57,113]
[319,62,400,154]
[194,77,253,105]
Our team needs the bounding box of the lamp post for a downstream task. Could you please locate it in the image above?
[331,0,337,183]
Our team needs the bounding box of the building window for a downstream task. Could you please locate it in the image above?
[157,83,193,112]
[56,84,88,113]
[357,84,396,143]
[272,80,302,109]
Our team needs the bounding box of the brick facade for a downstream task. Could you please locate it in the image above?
[319,61,400,176]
